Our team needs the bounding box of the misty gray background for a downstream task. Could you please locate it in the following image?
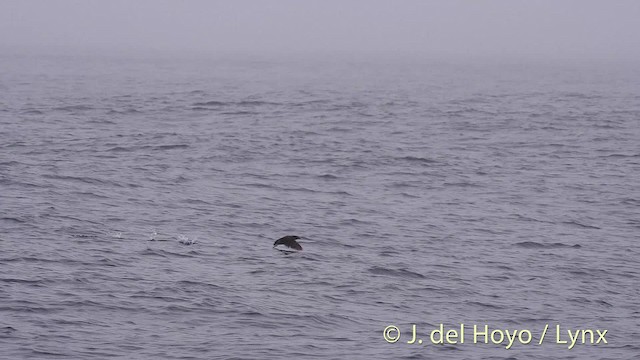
[1,0,640,60]
[2,1,640,360]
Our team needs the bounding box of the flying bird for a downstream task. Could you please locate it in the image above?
[273,235,303,251]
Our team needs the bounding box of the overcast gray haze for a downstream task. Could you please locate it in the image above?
[2,0,640,60]
[2,1,640,359]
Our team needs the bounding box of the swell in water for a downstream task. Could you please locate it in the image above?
[1,54,639,359]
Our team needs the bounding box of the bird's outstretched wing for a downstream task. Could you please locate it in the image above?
[274,236,303,251]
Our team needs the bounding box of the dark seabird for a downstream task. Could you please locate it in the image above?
[273,235,303,251]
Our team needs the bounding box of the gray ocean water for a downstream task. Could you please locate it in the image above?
[1,53,639,359]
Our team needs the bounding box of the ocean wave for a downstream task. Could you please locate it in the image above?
[192,100,281,107]
[514,241,582,249]
[367,266,426,279]
[395,155,439,164]
[106,144,188,152]
[561,220,601,229]
[53,104,94,111]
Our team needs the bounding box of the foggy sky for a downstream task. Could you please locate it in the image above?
[1,0,639,60]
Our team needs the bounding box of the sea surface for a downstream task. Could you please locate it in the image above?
[1,52,639,359]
